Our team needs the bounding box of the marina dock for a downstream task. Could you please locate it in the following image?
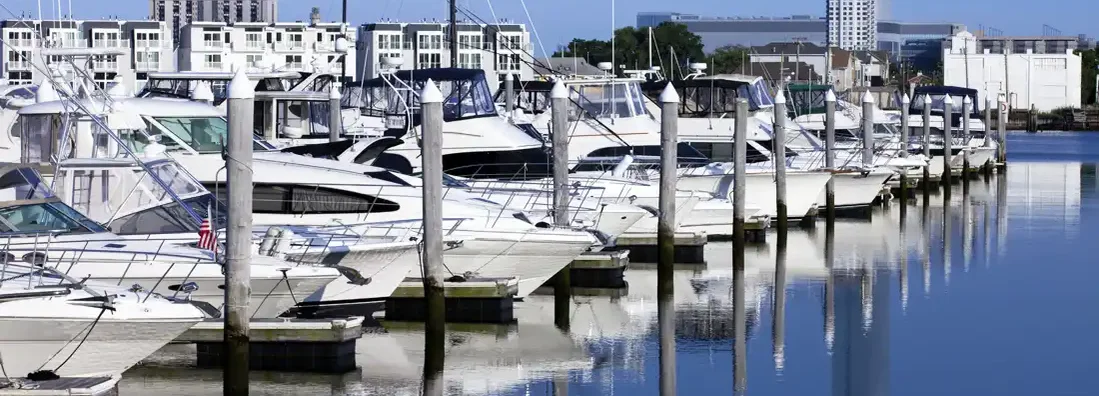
[385,277,519,323]
[178,317,365,373]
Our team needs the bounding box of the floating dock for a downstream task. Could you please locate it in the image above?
[177,317,364,373]
[566,250,629,288]
[385,277,518,323]
[703,216,770,244]
[615,231,707,264]
[0,376,119,396]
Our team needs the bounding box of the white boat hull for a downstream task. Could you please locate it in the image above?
[298,242,422,303]
[440,234,595,298]
[817,170,893,209]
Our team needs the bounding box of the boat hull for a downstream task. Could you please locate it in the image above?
[817,170,893,209]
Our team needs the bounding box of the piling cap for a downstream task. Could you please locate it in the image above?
[550,80,568,99]
[923,94,932,104]
[963,95,972,104]
[329,81,342,100]
[901,93,910,104]
[504,73,513,82]
[227,68,254,99]
[35,79,59,103]
[943,94,954,105]
[658,82,679,103]
[862,90,874,104]
[773,88,786,104]
[824,89,836,102]
[420,78,443,103]
[191,81,214,102]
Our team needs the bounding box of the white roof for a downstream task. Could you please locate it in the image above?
[694,74,762,84]
[18,97,223,117]
[145,71,301,81]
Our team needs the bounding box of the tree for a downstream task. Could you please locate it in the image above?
[707,45,749,74]
[1077,48,1097,106]
[552,22,705,76]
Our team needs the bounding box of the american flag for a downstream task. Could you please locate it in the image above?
[197,203,216,251]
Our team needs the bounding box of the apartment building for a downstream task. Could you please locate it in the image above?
[357,20,534,88]
[1,19,175,92]
[176,20,356,81]
[827,0,879,51]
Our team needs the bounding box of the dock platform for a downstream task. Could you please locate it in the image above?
[566,250,629,288]
[614,231,707,264]
[0,376,119,396]
[179,317,364,373]
[705,216,770,244]
[386,277,518,324]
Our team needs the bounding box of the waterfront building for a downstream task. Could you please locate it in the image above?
[636,12,961,64]
[151,0,278,43]
[356,20,533,88]
[747,42,888,90]
[0,19,174,92]
[942,31,1081,111]
[176,19,356,81]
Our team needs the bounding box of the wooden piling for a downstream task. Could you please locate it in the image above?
[772,89,789,233]
[224,68,255,396]
[550,81,572,331]
[657,83,679,396]
[419,79,446,396]
[824,90,837,222]
[329,81,342,142]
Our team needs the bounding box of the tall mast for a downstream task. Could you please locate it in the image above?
[449,0,458,67]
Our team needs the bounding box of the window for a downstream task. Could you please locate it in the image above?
[246,54,263,67]
[92,55,118,70]
[203,32,222,48]
[203,183,401,214]
[285,55,303,69]
[498,53,520,71]
[6,50,30,69]
[92,31,119,48]
[245,32,263,49]
[458,34,481,51]
[287,33,303,49]
[135,32,160,48]
[111,195,216,235]
[0,202,105,235]
[418,53,441,69]
[204,54,222,70]
[135,51,160,70]
[378,33,401,50]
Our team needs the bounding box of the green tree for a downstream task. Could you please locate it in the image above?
[1077,48,1097,106]
[552,22,705,75]
[707,45,749,74]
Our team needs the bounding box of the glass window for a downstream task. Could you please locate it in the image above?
[0,202,104,235]
[152,117,228,152]
[110,195,217,235]
[204,183,400,214]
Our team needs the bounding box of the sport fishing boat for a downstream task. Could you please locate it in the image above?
[0,164,339,319]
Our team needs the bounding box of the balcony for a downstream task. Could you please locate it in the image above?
[235,40,266,51]
[92,40,119,49]
[274,42,305,52]
[134,39,160,49]
[92,60,118,71]
[203,40,225,49]
[8,38,34,47]
[285,62,303,70]
[135,61,160,71]
[5,61,30,70]
[203,62,223,71]
[314,41,335,52]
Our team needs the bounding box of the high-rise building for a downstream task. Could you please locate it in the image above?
[151,0,278,43]
[827,0,878,51]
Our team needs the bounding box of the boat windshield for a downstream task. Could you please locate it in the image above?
[110,193,223,235]
[140,78,287,105]
[569,82,649,119]
[145,116,273,153]
[363,70,498,121]
[911,93,980,115]
[740,80,775,110]
[0,201,107,235]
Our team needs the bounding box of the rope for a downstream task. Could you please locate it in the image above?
[250,270,297,320]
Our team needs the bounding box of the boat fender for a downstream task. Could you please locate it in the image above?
[258,226,282,255]
[535,221,551,228]
[274,228,295,256]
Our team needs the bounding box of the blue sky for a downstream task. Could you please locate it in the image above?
[2,0,1093,55]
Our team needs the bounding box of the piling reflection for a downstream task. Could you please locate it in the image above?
[832,266,891,396]
[772,232,787,375]
[732,261,747,395]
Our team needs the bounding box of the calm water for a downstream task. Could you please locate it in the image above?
[120,131,1099,395]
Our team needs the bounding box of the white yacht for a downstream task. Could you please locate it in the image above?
[13,93,599,298]
[0,260,203,379]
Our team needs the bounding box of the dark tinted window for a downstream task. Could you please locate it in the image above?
[203,183,400,214]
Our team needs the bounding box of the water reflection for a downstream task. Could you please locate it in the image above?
[122,155,1099,395]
